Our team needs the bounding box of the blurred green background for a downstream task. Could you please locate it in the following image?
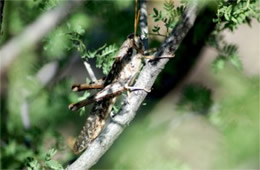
[0,0,259,169]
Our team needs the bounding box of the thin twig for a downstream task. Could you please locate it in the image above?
[139,0,149,50]
[66,1,198,169]
[0,0,82,74]
[83,60,97,82]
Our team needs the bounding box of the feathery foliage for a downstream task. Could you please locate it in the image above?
[214,0,260,31]
[84,44,119,75]
[150,0,185,36]
[209,0,259,72]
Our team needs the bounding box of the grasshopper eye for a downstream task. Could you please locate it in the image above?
[127,48,133,56]
[127,33,134,39]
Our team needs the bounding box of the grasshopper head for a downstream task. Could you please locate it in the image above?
[127,33,144,53]
[116,34,144,61]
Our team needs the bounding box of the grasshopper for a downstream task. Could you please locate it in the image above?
[69,33,150,154]
[68,0,170,153]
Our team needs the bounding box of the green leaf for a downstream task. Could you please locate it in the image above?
[45,160,64,170]
[96,44,118,75]
[79,107,86,116]
[112,105,119,114]
[152,26,160,33]
[85,43,108,59]
[153,10,162,22]
[212,56,226,72]
[68,13,90,35]
[153,8,158,16]
[229,55,242,70]
[78,91,90,101]
[178,84,212,113]
[163,0,175,12]
[45,148,57,161]
[223,44,238,56]
[44,28,70,59]
[224,5,232,21]
[26,157,41,170]
[5,140,17,156]
[99,44,118,58]
[162,17,168,23]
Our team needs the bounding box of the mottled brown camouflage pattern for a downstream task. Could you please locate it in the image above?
[72,35,144,154]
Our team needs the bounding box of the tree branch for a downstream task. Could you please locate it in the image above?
[66,2,198,170]
[0,0,82,74]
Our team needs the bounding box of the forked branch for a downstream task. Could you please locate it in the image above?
[67,1,198,169]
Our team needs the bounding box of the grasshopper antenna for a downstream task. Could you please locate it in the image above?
[134,0,140,37]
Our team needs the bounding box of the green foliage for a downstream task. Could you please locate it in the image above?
[1,0,133,169]
[214,0,260,31]
[69,32,119,75]
[95,44,118,75]
[44,28,71,60]
[26,148,64,170]
[84,44,119,75]
[35,0,62,12]
[178,84,213,113]
[150,0,185,36]
[26,158,41,170]
[2,50,74,169]
[43,12,90,61]
[1,125,65,169]
[209,69,259,168]
[211,41,242,72]
[209,0,259,72]
[7,53,40,129]
[212,55,226,72]
[0,0,63,44]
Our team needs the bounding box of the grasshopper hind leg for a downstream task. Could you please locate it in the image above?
[69,82,126,111]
